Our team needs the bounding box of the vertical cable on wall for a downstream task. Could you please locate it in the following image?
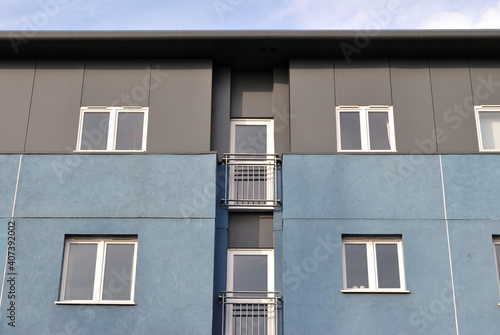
[440,154,459,335]
[1,154,23,311]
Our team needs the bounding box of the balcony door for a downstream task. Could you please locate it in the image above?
[227,120,275,206]
[226,249,275,335]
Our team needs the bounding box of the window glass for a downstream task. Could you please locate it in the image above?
[375,243,401,289]
[344,243,369,289]
[81,112,109,150]
[234,125,267,153]
[368,112,391,150]
[64,244,98,300]
[495,243,500,285]
[102,244,135,301]
[339,112,361,150]
[115,112,144,150]
[233,255,268,293]
[479,112,500,150]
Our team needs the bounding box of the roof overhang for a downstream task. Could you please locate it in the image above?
[1,30,500,64]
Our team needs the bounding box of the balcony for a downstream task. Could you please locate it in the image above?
[219,291,281,335]
[222,153,281,209]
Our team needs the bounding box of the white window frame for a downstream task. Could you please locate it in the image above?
[228,119,275,208]
[493,238,500,304]
[229,119,274,155]
[474,105,500,152]
[226,249,275,335]
[342,237,408,293]
[336,105,396,152]
[76,106,149,152]
[56,236,138,305]
[226,249,275,294]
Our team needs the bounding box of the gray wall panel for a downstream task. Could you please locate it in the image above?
[0,60,35,152]
[430,59,479,153]
[289,59,335,153]
[334,58,392,105]
[81,59,151,106]
[273,67,290,153]
[148,60,212,153]
[211,67,231,161]
[230,70,273,118]
[469,59,500,105]
[25,60,84,152]
[228,212,273,248]
[390,59,437,153]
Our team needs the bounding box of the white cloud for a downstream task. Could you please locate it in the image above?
[419,1,500,29]
[1,0,500,30]
[475,1,500,28]
[265,0,398,29]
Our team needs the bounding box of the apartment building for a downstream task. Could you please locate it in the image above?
[1,30,500,334]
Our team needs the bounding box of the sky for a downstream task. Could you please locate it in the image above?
[1,0,500,31]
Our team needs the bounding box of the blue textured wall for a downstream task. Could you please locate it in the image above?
[283,154,444,220]
[0,154,216,334]
[14,154,216,218]
[442,155,500,220]
[441,155,500,334]
[281,154,500,335]
[0,155,20,217]
[282,219,455,335]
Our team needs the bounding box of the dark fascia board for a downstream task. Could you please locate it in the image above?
[1,30,500,61]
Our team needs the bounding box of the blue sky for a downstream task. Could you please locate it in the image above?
[1,0,500,30]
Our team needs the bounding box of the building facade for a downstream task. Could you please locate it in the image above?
[1,30,500,334]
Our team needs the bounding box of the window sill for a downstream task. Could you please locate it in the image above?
[74,150,146,153]
[341,289,410,294]
[338,150,397,153]
[55,301,136,305]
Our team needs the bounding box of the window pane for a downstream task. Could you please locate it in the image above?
[80,112,109,150]
[102,244,135,301]
[64,244,97,300]
[495,244,500,284]
[376,244,401,289]
[368,112,391,150]
[235,125,267,153]
[339,112,361,150]
[233,255,268,293]
[115,112,144,150]
[345,244,369,288]
[479,112,500,150]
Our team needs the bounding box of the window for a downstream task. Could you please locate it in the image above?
[225,249,276,335]
[336,106,396,152]
[225,119,278,207]
[230,119,274,155]
[475,105,500,151]
[342,236,407,293]
[57,236,138,304]
[77,106,148,151]
[493,238,500,298]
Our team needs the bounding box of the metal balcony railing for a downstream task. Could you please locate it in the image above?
[222,153,281,208]
[219,291,281,335]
